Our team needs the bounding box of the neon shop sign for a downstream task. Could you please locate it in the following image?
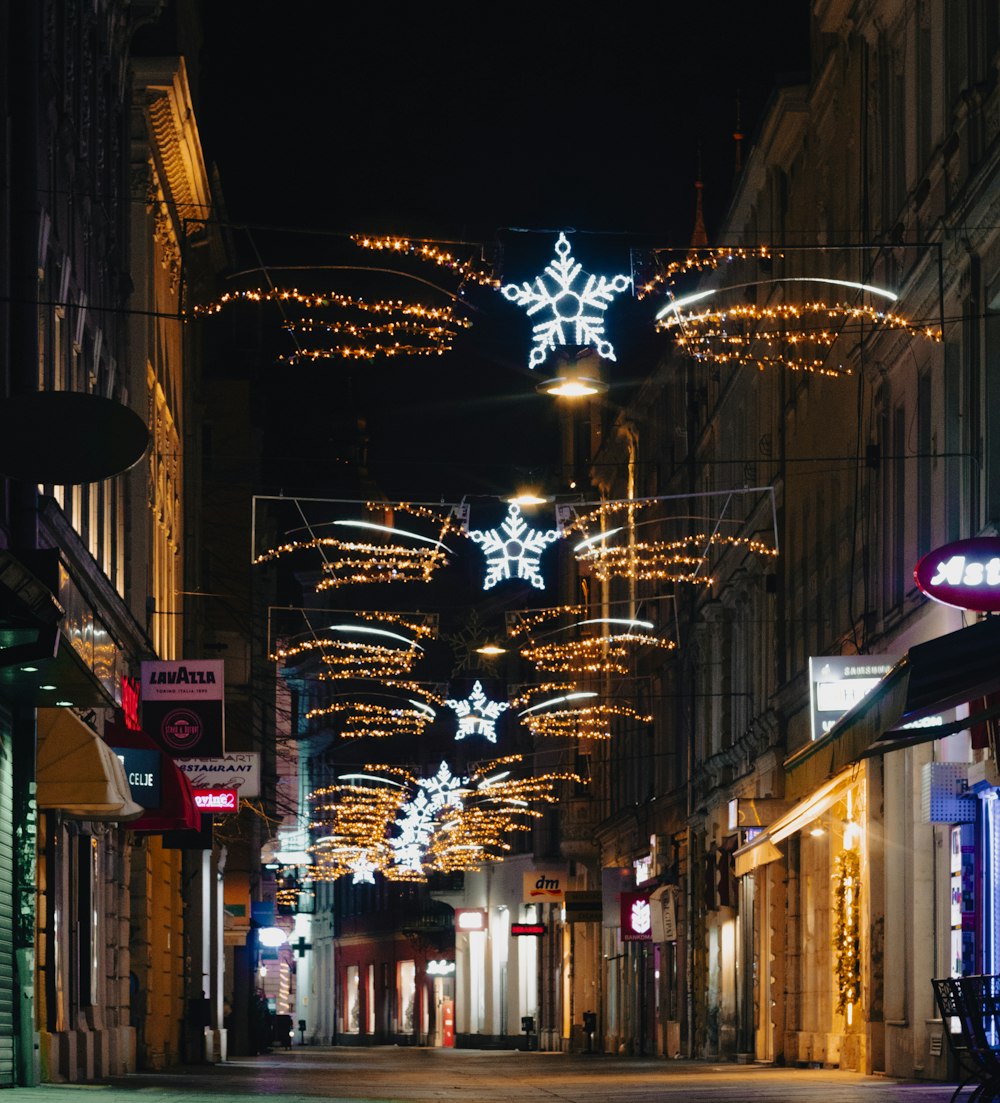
[914,537,1000,612]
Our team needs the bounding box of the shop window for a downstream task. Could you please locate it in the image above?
[344,965,360,1034]
[397,960,416,1034]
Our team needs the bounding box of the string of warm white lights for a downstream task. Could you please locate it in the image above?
[519,700,652,740]
[191,287,473,361]
[351,234,500,289]
[659,300,941,377]
[637,245,777,299]
[519,632,677,675]
[576,533,779,584]
[255,517,458,589]
[308,755,581,882]
[304,699,437,739]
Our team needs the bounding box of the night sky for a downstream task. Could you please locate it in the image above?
[191,4,811,501]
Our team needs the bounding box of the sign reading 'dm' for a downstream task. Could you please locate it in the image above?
[914,537,1000,613]
[522,868,568,904]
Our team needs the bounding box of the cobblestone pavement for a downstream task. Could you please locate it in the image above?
[0,1048,967,1103]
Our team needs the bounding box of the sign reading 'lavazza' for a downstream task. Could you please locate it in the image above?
[141,659,225,758]
[914,537,1000,613]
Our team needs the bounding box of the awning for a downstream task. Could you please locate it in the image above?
[786,617,1000,779]
[37,708,144,821]
[104,719,201,834]
[734,771,855,877]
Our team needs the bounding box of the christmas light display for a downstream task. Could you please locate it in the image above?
[255,516,457,589]
[444,680,510,743]
[305,696,438,739]
[308,755,581,882]
[351,234,500,288]
[656,296,940,377]
[517,690,651,740]
[271,613,435,682]
[575,531,779,583]
[501,233,631,369]
[636,245,776,299]
[467,502,560,591]
[192,288,471,361]
[350,850,379,885]
[506,606,674,675]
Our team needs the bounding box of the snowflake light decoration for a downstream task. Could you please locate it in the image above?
[468,503,560,591]
[445,680,510,743]
[390,762,468,877]
[501,232,631,369]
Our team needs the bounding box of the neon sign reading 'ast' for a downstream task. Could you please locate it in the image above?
[915,537,1000,612]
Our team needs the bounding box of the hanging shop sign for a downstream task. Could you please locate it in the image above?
[141,659,225,757]
[914,537,1000,613]
[175,751,260,798]
[112,745,161,807]
[522,868,569,904]
[192,787,239,813]
[649,884,678,942]
[620,891,653,941]
[808,655,900,741]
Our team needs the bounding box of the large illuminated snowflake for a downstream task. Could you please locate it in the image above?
[502,232,631,369]
[468,503,559,591]
[445,680,510,743]
[390,762,468,876]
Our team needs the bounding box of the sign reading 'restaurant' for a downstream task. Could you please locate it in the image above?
[914,537,1000,613]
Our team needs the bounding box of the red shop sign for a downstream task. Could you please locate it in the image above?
[914,537,1000,613]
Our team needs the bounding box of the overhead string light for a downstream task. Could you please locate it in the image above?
[567,500,779,584]
[307,755,581,882]
[254,513,459,589]
[305,698,438,739]
[508,606,675,676]
[657,299,941,377]
[190,288,472,361]
[514,684,651,740]
[636,245,777,299]
[350,234,501,289]
[270,613,436,682]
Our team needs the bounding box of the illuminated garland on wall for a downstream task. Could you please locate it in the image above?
[832,847,861,1018]
[351,234,500,289]
[308,755,581,882]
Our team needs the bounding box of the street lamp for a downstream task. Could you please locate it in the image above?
[536,348,608,398]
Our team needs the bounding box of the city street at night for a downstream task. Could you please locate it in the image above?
[0,1049,965,1103]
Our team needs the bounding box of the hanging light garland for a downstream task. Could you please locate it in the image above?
[658,299,941,377]
[308,755,581,882]
[305,698,437,739]
[518,693,652,740]
[191,287,471,361]
[507,605,675,675]
[271,613,434,682]
[565,499,779,584]
[255,514,458,590]
[636,245,777,299]
[351,234,500,289]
